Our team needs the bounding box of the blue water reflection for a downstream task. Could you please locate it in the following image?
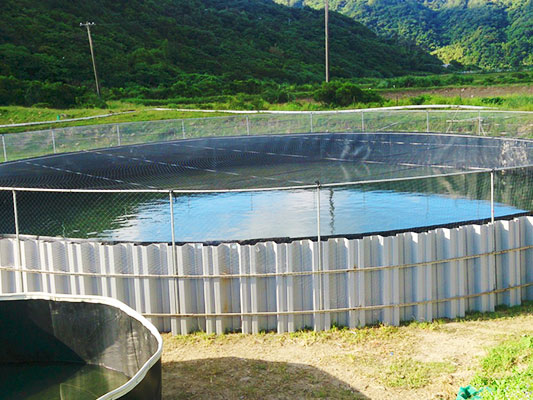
[102,188,522,242]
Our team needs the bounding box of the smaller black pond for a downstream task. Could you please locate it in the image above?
[0,363,129,400]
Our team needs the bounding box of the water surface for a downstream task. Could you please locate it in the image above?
[0,363,129,400]
[101,188,521,242]
[5,158,530,243]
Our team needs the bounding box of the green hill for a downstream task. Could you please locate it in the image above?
[276,0,533,70]
[0,0,442,107]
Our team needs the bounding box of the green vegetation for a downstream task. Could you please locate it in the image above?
[471,335,533,399]
[313,81,383,106]
[0,1,529,111]
[0,0,443,109]
[381,93,533,111]
[0,87,530,138]
[169,302,533,347]
[0,102,230,134]
[383,358,455,388]
[353,70,533,89]
[276,0,533,70]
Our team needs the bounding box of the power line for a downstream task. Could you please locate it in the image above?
[80,22,101,97]
[325,0,329,83]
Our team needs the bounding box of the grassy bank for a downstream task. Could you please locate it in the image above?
[0,102,231,134]
[0,91,531,136]
[470,334,533,399]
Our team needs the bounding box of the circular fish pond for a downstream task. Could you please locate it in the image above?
[0,132,532,242]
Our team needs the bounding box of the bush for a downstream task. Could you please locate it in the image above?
[262,88,291,104]
[408,94,431,105]
[481,97,504,105]
[228,93,264,110]
[313,81,383,107]
[0,75,27,105]
[76,91,107,108]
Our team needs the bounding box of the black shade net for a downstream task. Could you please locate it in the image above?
[0,132,532,190]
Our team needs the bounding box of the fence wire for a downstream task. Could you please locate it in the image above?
[0,166,530,243]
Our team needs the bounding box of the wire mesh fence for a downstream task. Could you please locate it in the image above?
[1,166,533,244]
[1,109,532,163]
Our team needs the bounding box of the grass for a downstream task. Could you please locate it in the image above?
[0,84,531,136]
[0,101,231,134]
[168,303,533,348]
[405,302,533,328]
[457,302,533,322]
[471,335,533,400]
[167,323,404,348]
[340,353,456,389]
[380,93,533,112]
[165,357,364,399]
[383,358,455,389]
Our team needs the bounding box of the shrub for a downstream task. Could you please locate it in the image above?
[314,81,383,107]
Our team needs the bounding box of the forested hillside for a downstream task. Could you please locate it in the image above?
[277,0,533,69]
[0,0,442,107]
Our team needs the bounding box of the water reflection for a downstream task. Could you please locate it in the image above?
[103,188,520,242]
[3,170,531,243]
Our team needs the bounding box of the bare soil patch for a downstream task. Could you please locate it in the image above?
[162,309,533,399]
[382,85,533,100]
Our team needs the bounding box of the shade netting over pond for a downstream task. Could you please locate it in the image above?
[1,132,532,190]
[0,132,532,242]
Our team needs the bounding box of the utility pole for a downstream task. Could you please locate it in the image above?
[80,22,101,97]
[325,0,329,82]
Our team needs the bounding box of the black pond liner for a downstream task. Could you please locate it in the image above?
[0,293,162,400]
[2,132,533,190]
[1,131,533,243]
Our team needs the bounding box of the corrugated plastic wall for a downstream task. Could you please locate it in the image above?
[0,216,532,334]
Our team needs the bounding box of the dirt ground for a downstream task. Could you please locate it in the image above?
[161,309,533,399]
[381,85,533,100]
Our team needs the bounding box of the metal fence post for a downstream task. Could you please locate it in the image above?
[2,134,7,162]
[51,129,57,153]
[12,190,25,292]
[490,171,497,308]
[490,169,495,223]
[478,111,482,135]
[116,124,121,146]
[246,116,250,136]
[310,112,314,133]
[315,181,323,316]
[169,190,180,334]
[169,191,177,268]
[426,111,430,133]
[181,120,186,139]
[361,111,365,132]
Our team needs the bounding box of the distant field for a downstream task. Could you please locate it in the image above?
[382,85,533,100]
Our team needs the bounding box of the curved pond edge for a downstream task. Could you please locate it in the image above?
[0,293,163,400]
